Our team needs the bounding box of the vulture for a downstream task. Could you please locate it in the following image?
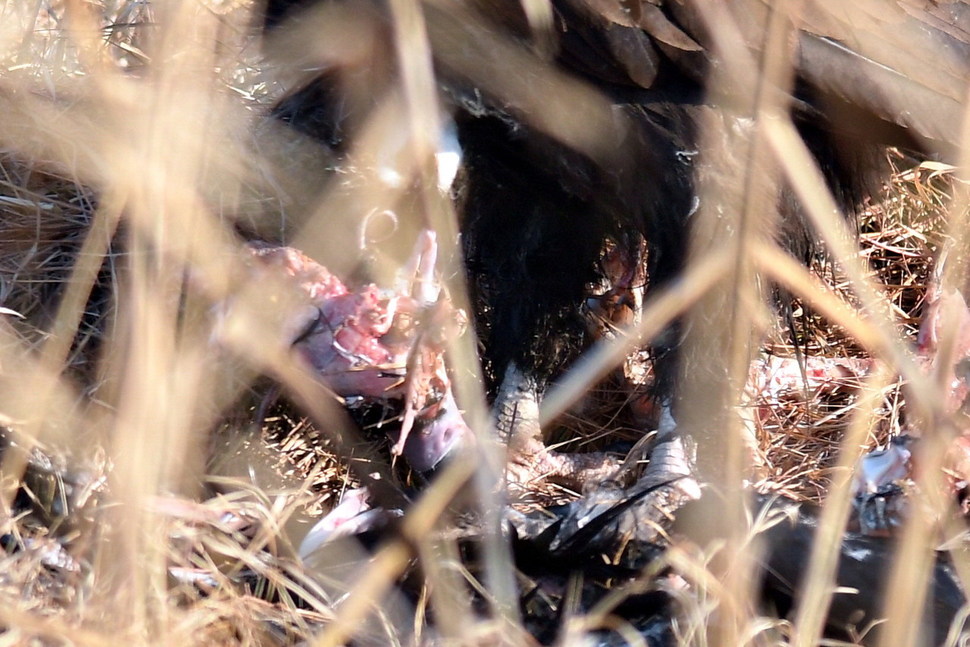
[260,0,970,487]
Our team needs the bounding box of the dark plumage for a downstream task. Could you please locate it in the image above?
[264,6,970,641]
[262,0,970,470]
[456,102,691,385]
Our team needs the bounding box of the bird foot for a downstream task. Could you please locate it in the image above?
[504,433,622,492]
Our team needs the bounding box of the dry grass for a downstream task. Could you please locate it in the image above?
[0,1,968,646]
[747,161,961,503]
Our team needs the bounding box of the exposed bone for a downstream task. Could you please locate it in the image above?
[395,229,440,305]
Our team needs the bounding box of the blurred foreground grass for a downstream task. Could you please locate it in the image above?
[0,1,968,646]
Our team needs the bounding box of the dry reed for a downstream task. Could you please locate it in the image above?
[0,1,967,646]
